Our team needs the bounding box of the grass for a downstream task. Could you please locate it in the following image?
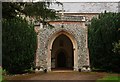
[97,76,120,82]
[0,67,2,82]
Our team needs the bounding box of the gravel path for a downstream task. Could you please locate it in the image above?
[4,71,119,80]
[29,72,104,80]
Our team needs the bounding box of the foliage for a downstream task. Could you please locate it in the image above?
[23,2,61,28]
[113,40,120,54]
[2,17,37,74]
[2,2,25,19]
[2,2,61,21]
[23,2,60,20]
[88,12,120,72]
[2,2,61,74]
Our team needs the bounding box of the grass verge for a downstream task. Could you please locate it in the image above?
[0,67,2,82]
[97,76,120,82]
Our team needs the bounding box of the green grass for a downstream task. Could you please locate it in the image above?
[97,76,120,82]
[0,67,2,82]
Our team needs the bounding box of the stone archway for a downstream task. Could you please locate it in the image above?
[51,34,74,69]
[47,30,78,71]
[35,23,90,72]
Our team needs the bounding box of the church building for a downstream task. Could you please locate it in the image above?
[34,2,119,72]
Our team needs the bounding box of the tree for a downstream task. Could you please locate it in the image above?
[88,12,120,72]
[23,2,60,20]
[2,17,37,74]
[23,2,61,27]
[2,2,61,74]
[2,2,61,22]
[2,2,25,19]
[113,40,120,55]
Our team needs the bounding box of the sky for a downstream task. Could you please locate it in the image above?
[59,0,119,2]
[1,0,119,2]
[32,0,120,2]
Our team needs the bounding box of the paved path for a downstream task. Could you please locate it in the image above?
[4,71,119,80]
[29,72,104,80]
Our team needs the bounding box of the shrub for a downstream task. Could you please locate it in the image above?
[2,17,37,74]
[88,12,120,72]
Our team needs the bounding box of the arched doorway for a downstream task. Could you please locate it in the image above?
[51,34,74,69]
[47,31,78,71]
[57,51,66,67]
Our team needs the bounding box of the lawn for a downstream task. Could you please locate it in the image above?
[0,67,2,82]
[97,75,120,82]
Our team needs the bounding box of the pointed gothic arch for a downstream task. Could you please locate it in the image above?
[47,30,78,71]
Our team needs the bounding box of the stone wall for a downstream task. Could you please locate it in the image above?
[36,22,89,71]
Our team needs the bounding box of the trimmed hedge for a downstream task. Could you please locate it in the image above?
[88,12,120,72]
[2,18,37,74]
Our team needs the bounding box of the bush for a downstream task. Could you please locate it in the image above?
[113,40,120,54]
[2,17,37,74]
[88,12,120,72]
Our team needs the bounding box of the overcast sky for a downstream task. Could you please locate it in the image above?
[32,0,120,2]
[57,0,119,2]
[2,0,119,2]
